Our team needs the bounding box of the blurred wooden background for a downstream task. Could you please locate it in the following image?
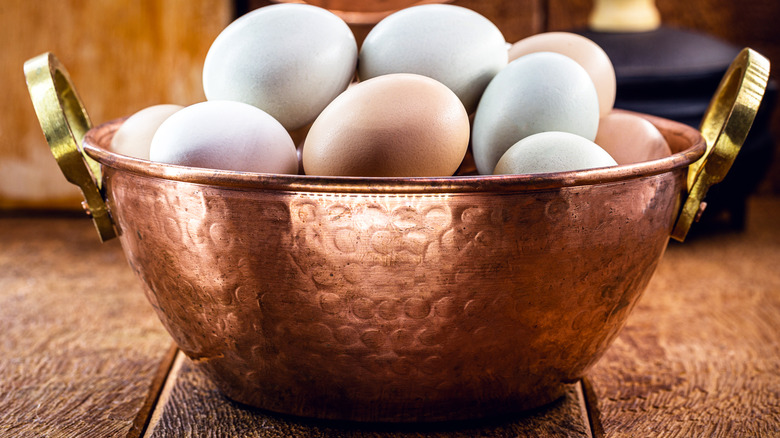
[2,0,779,209]
[0,0,232,209]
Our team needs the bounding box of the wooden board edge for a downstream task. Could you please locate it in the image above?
[580,377,605,438]
[127,343,180,438]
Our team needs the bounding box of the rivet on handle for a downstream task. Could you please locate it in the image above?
[24,53,116,242]
[671,48,770,242]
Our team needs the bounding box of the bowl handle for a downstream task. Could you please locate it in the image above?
[671,48,770,242]
[24,52,116,242]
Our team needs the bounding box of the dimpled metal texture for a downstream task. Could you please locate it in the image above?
[83,115,704,422]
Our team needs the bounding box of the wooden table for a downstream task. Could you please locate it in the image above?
[2,197,778,437]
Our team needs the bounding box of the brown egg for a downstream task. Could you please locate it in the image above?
[302,73,469,177]
[595,112,672,164]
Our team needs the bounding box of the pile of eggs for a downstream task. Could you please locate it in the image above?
[111,3,672,177]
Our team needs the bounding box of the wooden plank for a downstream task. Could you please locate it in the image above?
[144,352,592,437]
[0,216,176,437]
[128,345,180,438]
[0,0,232,209]
[585,196,780,437]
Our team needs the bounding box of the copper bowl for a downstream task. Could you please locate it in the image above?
[24,50,769,422]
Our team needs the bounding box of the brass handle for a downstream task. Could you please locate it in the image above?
[671,48,771,242]
[24,53,116,242]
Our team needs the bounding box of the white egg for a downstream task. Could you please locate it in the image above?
[202,4,357,130]
[358,4,507,113]
[149,101,298,174]
[110,104,183,159]
[494,131,617,175]
[508,32,616,118]
[472,52,600,175]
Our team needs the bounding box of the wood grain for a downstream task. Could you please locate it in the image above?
[0,216,175,437]
[144,352,591,437]
[0,0,231,209]
[586,196,780,437]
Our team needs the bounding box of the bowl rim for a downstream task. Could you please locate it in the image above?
[82,112,706,194]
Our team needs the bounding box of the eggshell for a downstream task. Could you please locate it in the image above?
[302,73,469,177]
[508,32,616,118]
[595,112,672,164]
[358,4,507,113]
[472,52,600,175]
[110,104,183,159]
[149,100,298,174]
[202,4,357,130]
[494,131,617,175]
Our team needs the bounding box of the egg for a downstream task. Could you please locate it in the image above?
[494,131,617,175]
[508,32,616,118]
[110,104,183,159]
[202,4,357,130]
[472,52,600,175]
[358,4,507,113]
[302,73,469,177]
[149,100,298,174]
[595,112,672,164]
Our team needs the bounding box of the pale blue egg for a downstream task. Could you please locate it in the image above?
[472,52,600,175]
[358,4,507,113]
[493,131,617,175]
[203,4,357,131]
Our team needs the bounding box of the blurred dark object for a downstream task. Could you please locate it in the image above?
[579,26,778,232]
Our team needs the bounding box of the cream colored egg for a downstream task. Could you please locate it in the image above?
[203,4,357,130]
[110,104,183,159]
[358,4,507,113]
[494,131,617,175]
[509,32,616,118]
[302,73,469,177]
[595,112,671,164]
[472,52,600,175]
[149,100,298,174]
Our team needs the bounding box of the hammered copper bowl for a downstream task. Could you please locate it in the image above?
[25,49,769,423]
[78,115,700,422]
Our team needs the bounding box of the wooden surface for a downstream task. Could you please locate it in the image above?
[588,197,780,437]
[1,196,778,436]
[0,216,175,437]
[0,0,231,209]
